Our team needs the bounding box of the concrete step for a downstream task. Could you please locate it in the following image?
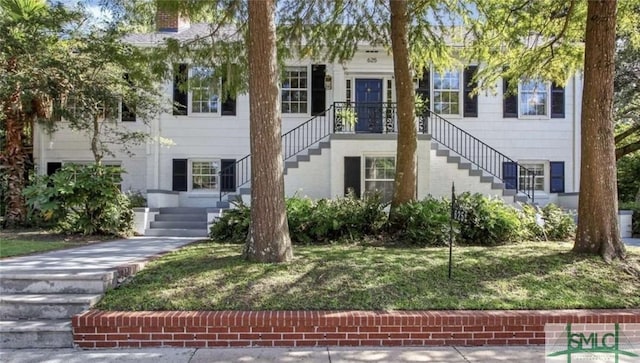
[0,294,102,320]
[0,272,115,294]
[150,221,208,229]
[144,229,208,237]
[297,154,310,162]
[0,319,72,349]
[154,213,208,222]
[238,187,251,195]
[158,207,207,214]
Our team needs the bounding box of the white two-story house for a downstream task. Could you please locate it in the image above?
[32,12,582,236]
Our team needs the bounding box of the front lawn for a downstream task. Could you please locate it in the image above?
[0,229,115,258]
[96,241,640,311]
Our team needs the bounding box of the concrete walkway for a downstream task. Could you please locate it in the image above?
[0,346,548,363]
[0,237,199,274]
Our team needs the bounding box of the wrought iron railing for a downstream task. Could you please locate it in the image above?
[218,102,535,203]
[333,102,397,133]
[419,110,535,201]
[219,106,335,201]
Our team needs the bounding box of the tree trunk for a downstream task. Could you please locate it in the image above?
[244,0,293,263]
[1,57,27,227]
[91,116,103,165]
[573,0,625,261]
[389,0,417,221]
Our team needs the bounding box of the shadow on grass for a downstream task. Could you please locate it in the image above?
[96,241,640,311]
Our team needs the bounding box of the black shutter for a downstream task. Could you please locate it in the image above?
[344,157,361,198]
[172,159,188,191]
[503,78,518,118]
[416,68,430,112]
[463,66,478,117]
[311,64,326,116]
[502,161,517,189]
[121,73,136,121]
[220,159,236,192]
[47,162,62,176]
[550,161,565,193]
[550,83,565,118]
[221,77,236,116]
[173,63,188,116]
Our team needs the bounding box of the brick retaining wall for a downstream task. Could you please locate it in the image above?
[72,309,640,349]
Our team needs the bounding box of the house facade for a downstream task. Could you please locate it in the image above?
[32,16,582,235]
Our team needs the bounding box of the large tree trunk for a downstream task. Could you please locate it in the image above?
[389,0,417,220]
[1,57,27,227]
[573,0,625,261]
[244,0,293,263]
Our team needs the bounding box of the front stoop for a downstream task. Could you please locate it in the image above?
[0,273,115,349]
[145,207,209,237]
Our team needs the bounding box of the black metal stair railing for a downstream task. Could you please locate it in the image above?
[333,102,398,133]
[419,110,535,201]
[219,105,335,202]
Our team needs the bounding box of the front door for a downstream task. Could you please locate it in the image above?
[355,79,383,133]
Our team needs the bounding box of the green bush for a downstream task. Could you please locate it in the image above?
[23,164,133,236]
[388,197,451,246]
[520,204,576,241]
[125,190,147,208]
[455,193,521,246]
[209,202,250,243]
[209,194,387,244]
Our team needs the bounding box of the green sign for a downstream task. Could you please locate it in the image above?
[547,323,639,363]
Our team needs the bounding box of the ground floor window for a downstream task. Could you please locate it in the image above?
[364,156,395,202]
[519,163,545,191]
[191,160,219,190]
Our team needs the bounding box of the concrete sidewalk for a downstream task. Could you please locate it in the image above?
[0,237,199,274]
[0,346,548,363]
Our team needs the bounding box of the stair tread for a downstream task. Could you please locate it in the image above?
[0,319,71,332]
[0,294,103,304]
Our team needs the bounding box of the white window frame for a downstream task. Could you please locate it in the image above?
[432,68,462,116]
[188,66,221,117]
[281,66,310,115]
[518,80,550,119]
[363,155,396,202]
[189,159,220,192]
[519,162,546,193]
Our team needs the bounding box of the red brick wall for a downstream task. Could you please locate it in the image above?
[72,310,640,349]
[155,10,189,32]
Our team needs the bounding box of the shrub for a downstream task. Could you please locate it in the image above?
[125,190,147,208]
[23,164,133,236]
[209,202,250,243]
[520,204,576,241]
[209,194,387,244]
[388,197,451,246]
[455,192,521,246]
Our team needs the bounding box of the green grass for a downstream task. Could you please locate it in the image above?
[96,241,640,311]
[0,230,115,258]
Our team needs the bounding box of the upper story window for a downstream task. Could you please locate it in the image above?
[172,63,236,116]
[503,77,565,119]
[281,66,308,114]
[432,70,461,115]
[519,80,548,117]
[190,67,219,114]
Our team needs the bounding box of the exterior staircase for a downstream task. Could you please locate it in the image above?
[145,207,209,237]
[0,271,116,348]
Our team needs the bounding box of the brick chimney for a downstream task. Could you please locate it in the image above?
[156,7,190,32]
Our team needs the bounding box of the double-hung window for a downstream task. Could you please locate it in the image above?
[364,156,395,202]
[190,67,219,114]
[519,163,545,192]
[191,160,219,190]
[519,80,548,117]
[281,67,308,114]
[433,70,461,115]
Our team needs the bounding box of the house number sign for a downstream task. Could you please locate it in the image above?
[366,57,377,63]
